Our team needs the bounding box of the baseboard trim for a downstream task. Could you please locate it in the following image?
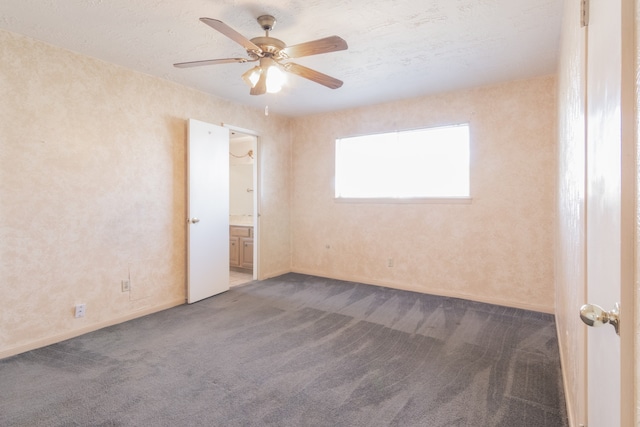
[290,268,554,314]
[556,321,578,427]
[259,268,292,281]
[0,298,185,360]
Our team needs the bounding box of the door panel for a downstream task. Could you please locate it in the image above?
[584,0,633,424]
[187,119,230,303]
[240,237,254,269]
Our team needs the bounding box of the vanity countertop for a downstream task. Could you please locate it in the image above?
[229,215,253,227]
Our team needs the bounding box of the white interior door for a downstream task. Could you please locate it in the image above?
[583,0,634,424]
[187,119,230,303]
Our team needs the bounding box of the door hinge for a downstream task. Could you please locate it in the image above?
[581,0,589,27]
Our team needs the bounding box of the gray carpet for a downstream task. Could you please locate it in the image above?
[1,273,567,426]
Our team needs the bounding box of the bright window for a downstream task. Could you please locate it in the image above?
[335,124,470,199]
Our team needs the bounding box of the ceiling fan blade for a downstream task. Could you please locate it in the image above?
[174,58,248,68]
[281,36,347,59]
[283,63,343,89]
[250,70,267,95]
[200,18,263,54]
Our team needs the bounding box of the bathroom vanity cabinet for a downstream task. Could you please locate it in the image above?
[230,226,253,270]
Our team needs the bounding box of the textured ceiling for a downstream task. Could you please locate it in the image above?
[0,0,563,117]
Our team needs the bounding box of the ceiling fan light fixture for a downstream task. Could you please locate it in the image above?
[243,59,286,94]
[242,66,261,87]
[265,64,285,93]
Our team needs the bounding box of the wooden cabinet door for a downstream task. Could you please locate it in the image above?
[240,237,254,269]
[229,237,240,267]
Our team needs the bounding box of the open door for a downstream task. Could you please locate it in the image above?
[186,119,230,303]
[580,0,635,424]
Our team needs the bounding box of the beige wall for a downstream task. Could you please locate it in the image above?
[555,0,587,424]
[290,76,557,313]
[637,0,640,420]
[0,28,560,359]
[636,2,640,422]
[0,30,292,358]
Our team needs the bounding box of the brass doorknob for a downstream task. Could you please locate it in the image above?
[580,302,620,335]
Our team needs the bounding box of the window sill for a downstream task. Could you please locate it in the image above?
[334,197,472,204]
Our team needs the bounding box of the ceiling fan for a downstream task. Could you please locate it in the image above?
[174,15,348,95]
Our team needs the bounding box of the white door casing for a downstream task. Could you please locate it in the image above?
[187,119,230,303]
[224,123,260,281]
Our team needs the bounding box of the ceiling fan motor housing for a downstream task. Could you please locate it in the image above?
[248,36,286,59]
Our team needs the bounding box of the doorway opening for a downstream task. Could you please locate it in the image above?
[228,127,258,287]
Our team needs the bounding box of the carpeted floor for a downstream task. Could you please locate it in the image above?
[0,273,567,426]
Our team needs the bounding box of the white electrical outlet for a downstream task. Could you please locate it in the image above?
[121,279,131,292]
[74,304,86,318]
